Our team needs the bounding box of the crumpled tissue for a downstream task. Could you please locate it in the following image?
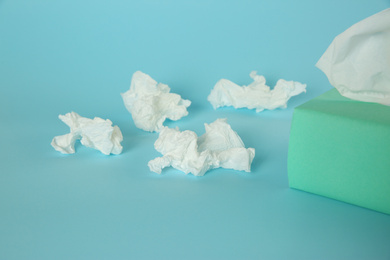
[316,8,390,105]
[51,112,123,155]
[121,71,191,132]
[208,71,306,112]
[148,118,255,176]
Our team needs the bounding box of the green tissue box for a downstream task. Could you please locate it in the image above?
[288,88,390,215]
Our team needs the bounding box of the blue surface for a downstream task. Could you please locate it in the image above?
[1,1,390,259]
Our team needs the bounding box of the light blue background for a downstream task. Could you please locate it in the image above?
[1,1,390,259]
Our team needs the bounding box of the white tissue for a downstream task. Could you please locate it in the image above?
[121,71,191,132]
[208,71,306,112]
[51,112,123,155]
[316,8,390,105]
[148,118,255,176]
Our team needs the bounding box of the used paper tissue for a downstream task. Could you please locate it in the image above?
[316,8,390,105]
[148,118,255,176]
[208,71,306,112]
[121,71,191,132]
[51,112,123,155]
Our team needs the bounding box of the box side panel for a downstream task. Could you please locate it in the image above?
[288,107,390,215]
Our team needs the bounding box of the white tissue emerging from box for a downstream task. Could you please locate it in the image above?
[148,118,255,176]
[208,71,306,112]
[316,8,390,105]
[121,71,191,132]
[51,112,123,155]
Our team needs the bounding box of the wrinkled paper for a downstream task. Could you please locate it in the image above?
[51,112,123,155]
[121,71,191,132]
[148,118,255,176]
[208,71,306,112]
[316,8,390,105]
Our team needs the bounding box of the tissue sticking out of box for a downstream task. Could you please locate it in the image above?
[316,8,390,105]
[148,118,255,176]
[121,71,191,132]
[51,112,123,155]
[207,71,306,112]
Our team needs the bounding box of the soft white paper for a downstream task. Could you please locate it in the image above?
[208,71,306,112]
[148,118,255,176]
[121,71,191,132]
[51,112,123,155]
[316,8,390,105]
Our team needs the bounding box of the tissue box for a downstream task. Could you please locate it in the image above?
[288,88,390,215]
